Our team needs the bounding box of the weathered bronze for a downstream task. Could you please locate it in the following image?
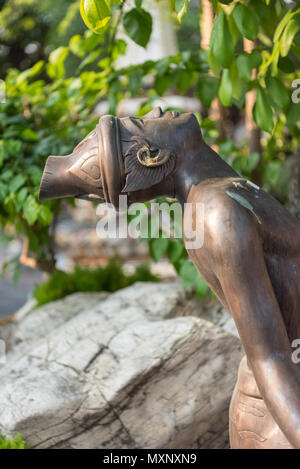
[39,107,300,449]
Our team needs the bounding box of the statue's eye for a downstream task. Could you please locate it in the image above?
[149,148,159,158]
[136,144,162,166]
[138,147,150,161]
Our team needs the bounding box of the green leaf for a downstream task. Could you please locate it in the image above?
[111,39,127,60]
[232,3,258,41]
[253,86,274,134]
[267,77,289,108]
[236,54,252,82]
[79,49,102,70]
[264,161,281,186]
[1,169,13,181]
[230,60,243,100]
[123,8,152,48]
[176,69,197,94]
[17,187,28,205]
[175,0,190,23]
[286,103,300,134]
[21,128,38,141]
[232,153,260,175]
[246,152,260,173]
[30,60,45,77]
[27,165,42,185]
[280,19,298,57]
[69,34,86,58]
[80,0,110,34]
[179,260,198,289]
[271,47,280,77]
[9,174,26,193]
[129,69,143,96]
[39,205,53,226]
[227,12,240,45]
[150,238,169,262]
[194,275,209,299]
[218,140,233,159]
[210,11,234,69]
[249,0,269,21]
[291,44,300,60]
[0,147,4,168]
[16,60,44,85]
[249,50,262,68]
[207,49,221,76]
[154,74,172,96]
[47,47,68,79]
[274,8,295,43]
[197,76,219,107]
[155,57,170,76]
[0,432,26,449]
[167,239,184,264]
[278,56,295,73]
[23,195,39,226]
[218,69,232,106]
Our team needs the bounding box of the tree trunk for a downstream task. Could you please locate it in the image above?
[243,38,262,185]
[288,147,300,220]
[200,0,227,141]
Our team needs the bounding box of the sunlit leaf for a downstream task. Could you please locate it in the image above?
[174,0,190,23]
[80,0,110,34]
[47,47,68,79]
[280,19,298,57]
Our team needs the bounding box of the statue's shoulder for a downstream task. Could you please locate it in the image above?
[187,177,246,205]
[186,177,258,242]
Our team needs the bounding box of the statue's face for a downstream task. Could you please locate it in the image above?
[120,107,198,155]
[118,107,200,195]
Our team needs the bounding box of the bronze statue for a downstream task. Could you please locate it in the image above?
[39,107,300,449]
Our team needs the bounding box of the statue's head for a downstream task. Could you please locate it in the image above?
[39,107,202,208]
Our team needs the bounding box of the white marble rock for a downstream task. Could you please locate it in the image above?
[0,282,243,449]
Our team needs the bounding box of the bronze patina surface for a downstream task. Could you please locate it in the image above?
[39,107,300,449]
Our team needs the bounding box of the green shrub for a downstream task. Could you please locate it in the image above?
[33,259,160,306]
[0,433,26,449]
[0,61,99,275]
[2,0,299,302]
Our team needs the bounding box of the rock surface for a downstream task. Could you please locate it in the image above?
[0,282,243,449]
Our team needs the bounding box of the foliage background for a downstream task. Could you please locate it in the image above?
[0,0,299,300]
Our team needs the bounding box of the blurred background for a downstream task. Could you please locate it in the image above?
[0,0,299,319]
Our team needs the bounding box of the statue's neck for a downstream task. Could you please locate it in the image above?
[126,141,238,207]
[172,142,238,206]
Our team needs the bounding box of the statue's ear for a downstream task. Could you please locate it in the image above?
[122,140,176,193]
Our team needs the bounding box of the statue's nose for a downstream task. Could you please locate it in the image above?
[143,106,163,119]
[39,130,104,202]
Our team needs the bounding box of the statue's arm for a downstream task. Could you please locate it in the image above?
[206,202,300,448]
